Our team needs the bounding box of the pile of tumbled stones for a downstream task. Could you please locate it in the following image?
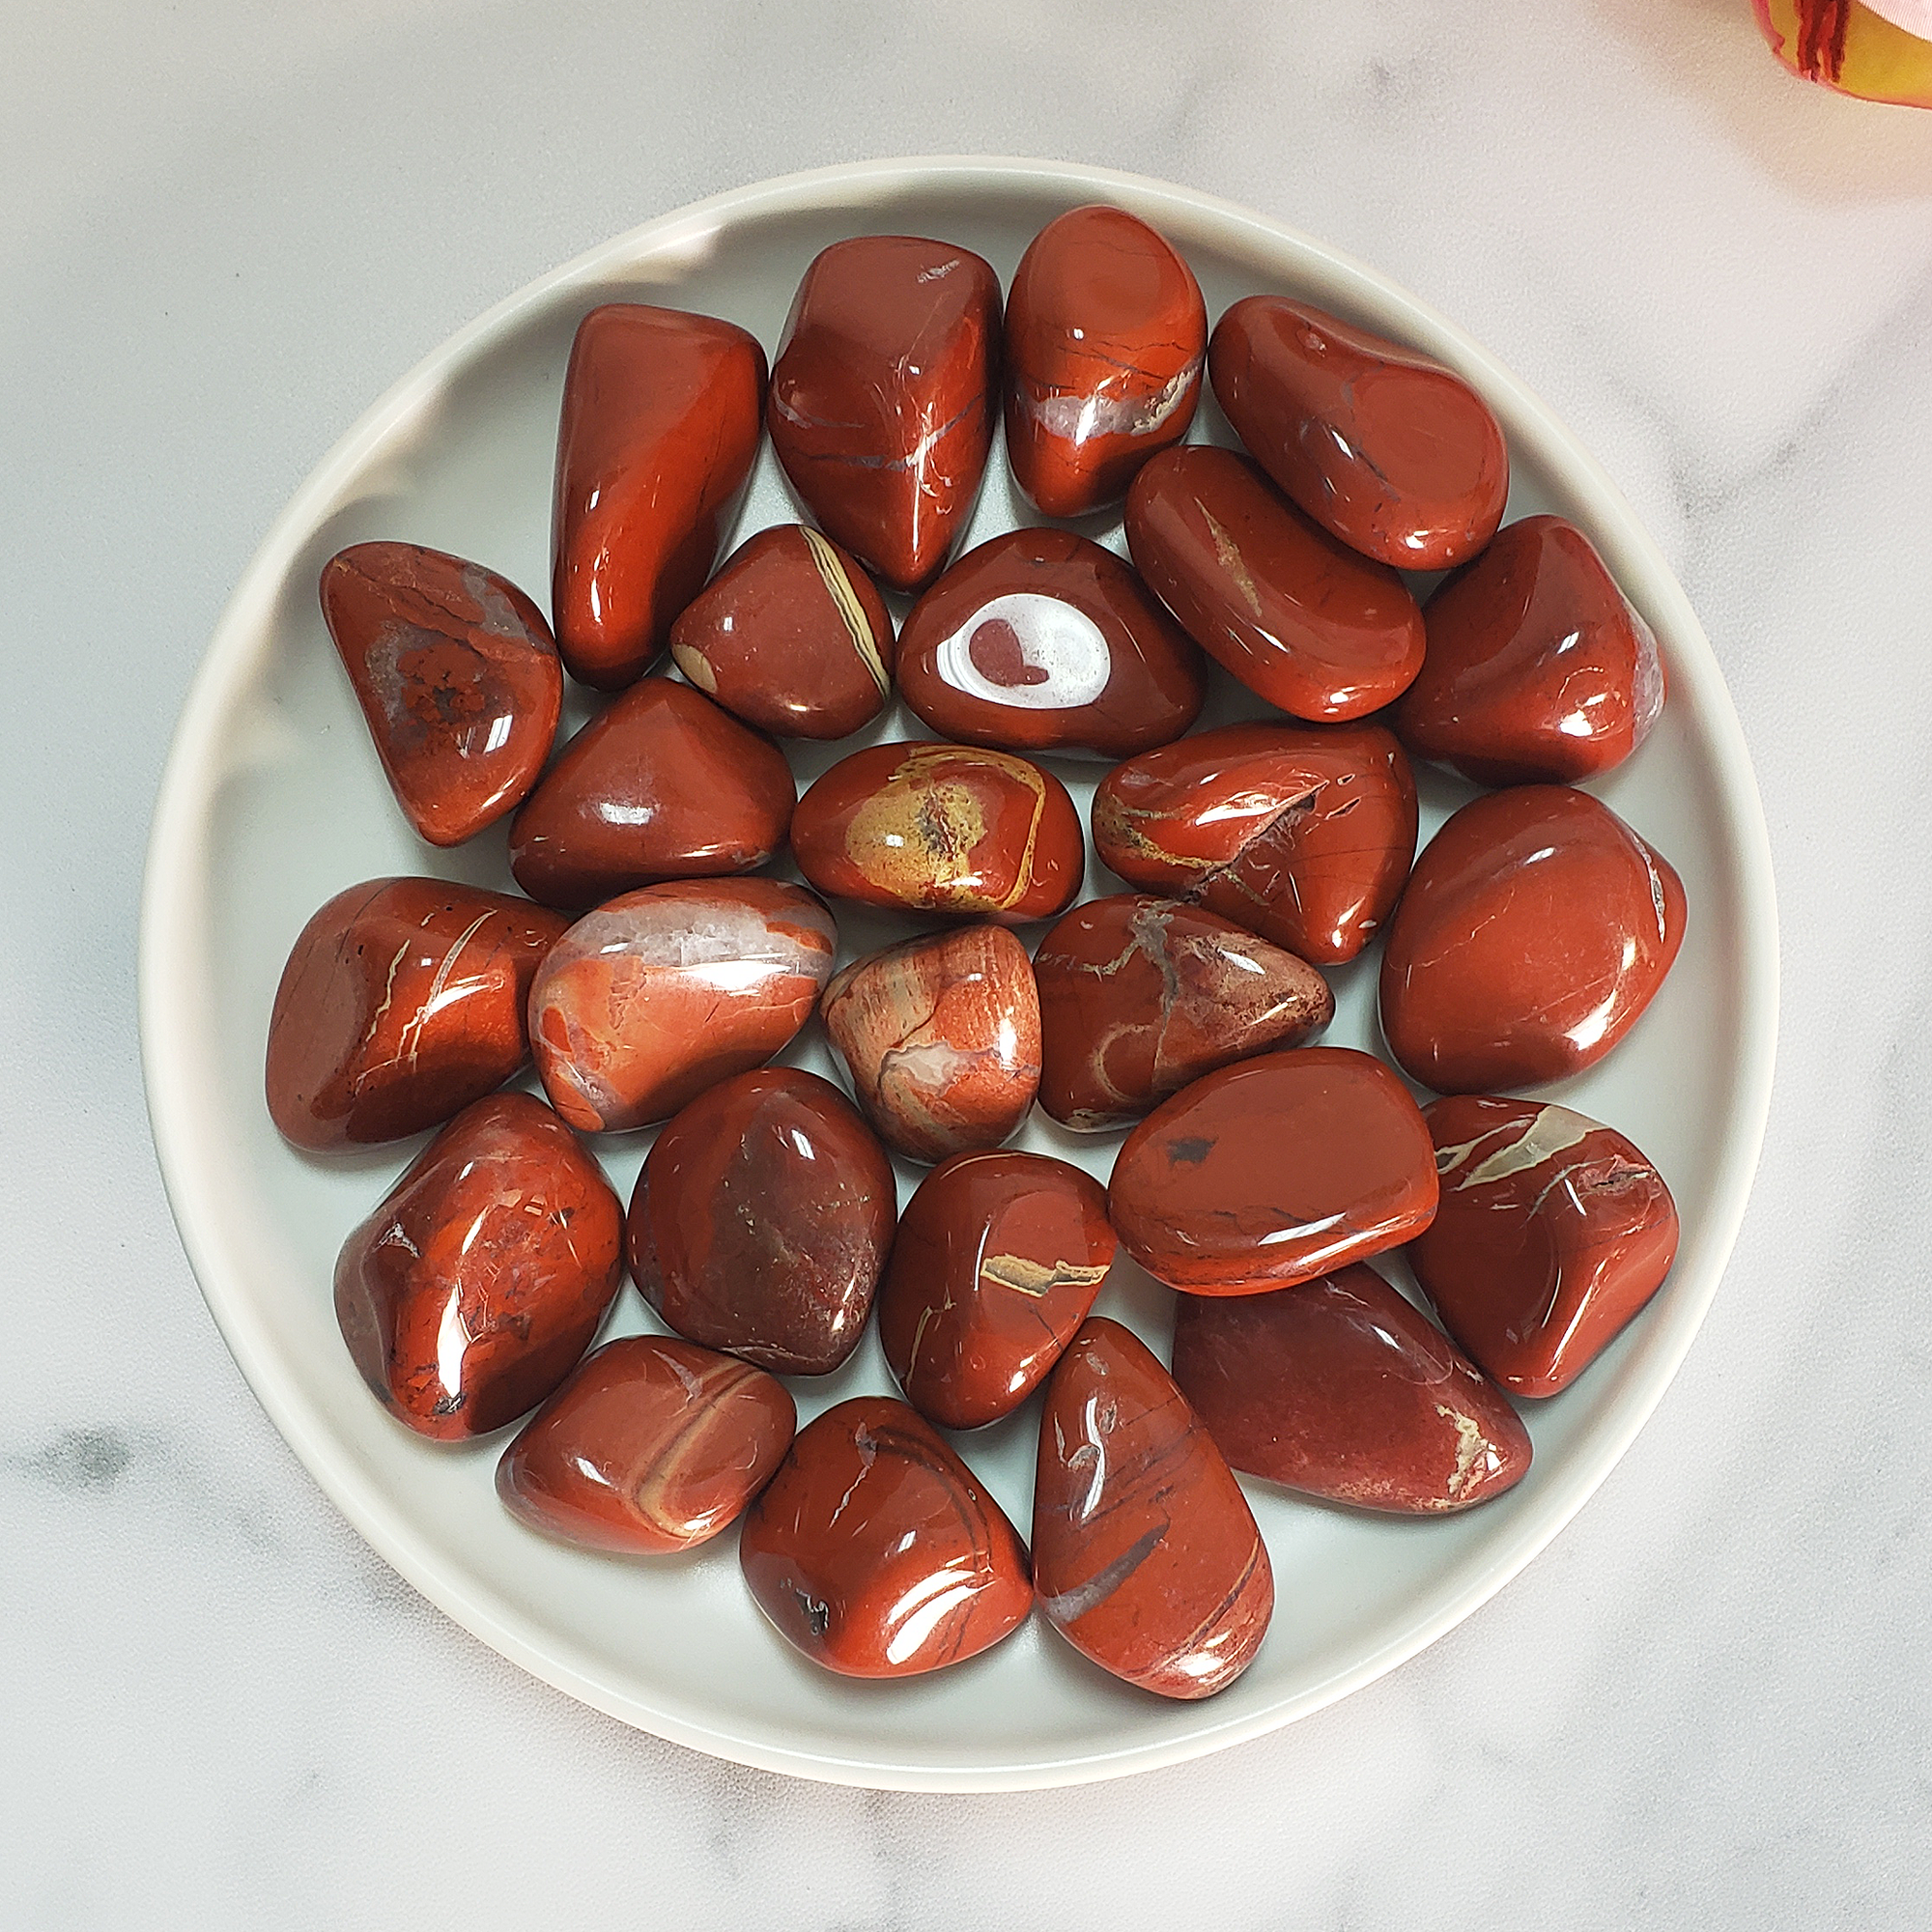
[265,206,1685,1701]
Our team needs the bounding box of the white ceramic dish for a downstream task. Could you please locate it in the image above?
[139,156,1777,1790]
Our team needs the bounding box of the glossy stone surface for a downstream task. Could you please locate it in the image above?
[1004,205,1207,518]
[1170,1264,1531,1513]
[1393,515,1666,786]
[668,524,895,740]
[1124,445,1425,722]
[767,236,1002,593]
[1209,296,1509,571]
[627,1068,895,1376]
[1412,1094,1681,1396]
[820,924,1041,1164]
[1092,720,1418,964]
[266,877,568,1152]
[552,302,766,689]
[497,1335,795,1553]
[792,740,1083,923]
[333,1094,623,1440]
[1033,1318,1271,1700]
[507,676,794,909]
[527,879,837,1133]
[740,1397,1033,1679]
[1379,786,1687,1094]
[1109,1047,1438,1293]
[1033,894,1333,1131]
[320,541,562,845]
[896,527,1204,758]
[879,1151,1116,1430]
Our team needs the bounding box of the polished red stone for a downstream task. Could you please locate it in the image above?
[507,676,794,909]
[552,303,766,689]
[1393,515,1666,785]
[334,1093,624,1440]
[320,542,562,845]
[1033,1318,1271,1700]
[1379,786,1687,1094]
[1124,445,1425,722]
[1170,1264,1531,1512]
[1004,206,1207,518]
[497,1335,795,1553]
[527,878,837,1132]
[668,524,895,740]
[767,236,1002,594]
[1092,720,1418,964]
[626,1068,895,1375]
[1411,1094,1681,1396]
[896,527,1204,758]
[792,740,1083,923]
[1033,894,1333,1131]
[266,877,568,1152]
[1109,1047,1438,1293]
[820,924,1041,1164]
[879,1151,1116,1430]
[740,1397,1033,1679]
[1209,297,1509,571]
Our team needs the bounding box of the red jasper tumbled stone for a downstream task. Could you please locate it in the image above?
[668,525,895,740]
[1033,894,1333,1132]
[527,878,837,1133]
[334,1093,624,1440]
[1170,1264,1531,1513]
[740,1397,1034,1679]
[1033,1318,1272,1700]
[552,303,766,689]
[1005,205,1207,518]
[1410,1094,1681,1396]
[1123,445,1426,722]
[896,527,1204,759]
[879,1151,1117,1430]
[820,924,1041,1164]
[627,1068,895,1376]
[1109,1047,1438,1294]
[320,541,562,845]
[1392,515,1666,786]
[507,676,795,909]
[1092,720,1418,965]
[1378,786,1687,1094]
[792,740,1083,923]
[767,236,1003,594]
[266,877,568,1152]
[1209,296,1509,571]
[497,1335,795,1553]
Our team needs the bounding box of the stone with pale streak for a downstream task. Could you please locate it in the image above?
[497,1335,795,1552]
[669,524,896,741]
[1170,1264,1531,1512]
[878,1151,1116,1429]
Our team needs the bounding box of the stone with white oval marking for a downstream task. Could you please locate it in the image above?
[896,527,1203,758]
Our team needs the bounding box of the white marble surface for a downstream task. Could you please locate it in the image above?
[4,0,1930,1921]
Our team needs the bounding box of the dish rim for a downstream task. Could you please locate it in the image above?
[138,154,1780,1790]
